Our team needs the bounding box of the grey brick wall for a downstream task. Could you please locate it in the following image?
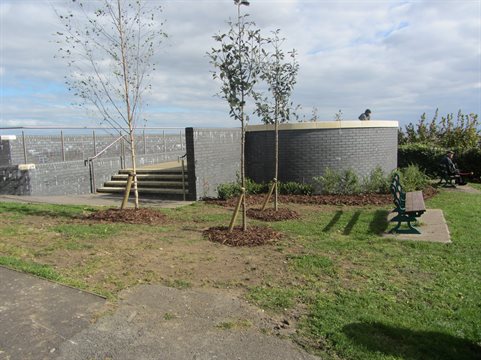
[0,151,184,196]
[246,127,398,186]
[186,128,241,200]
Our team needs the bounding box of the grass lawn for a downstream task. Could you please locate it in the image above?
[0,188,480,359]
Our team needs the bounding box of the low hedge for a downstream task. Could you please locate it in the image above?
[398,144,481,179]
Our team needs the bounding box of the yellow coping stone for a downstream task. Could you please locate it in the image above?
[246,120,399,132]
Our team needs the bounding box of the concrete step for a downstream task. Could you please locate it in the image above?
[104,180,187,188]
[97,187,188,195]
[119,168,184,175]
[112,174,186,181]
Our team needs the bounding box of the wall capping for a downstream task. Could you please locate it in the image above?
[247,120,399,132]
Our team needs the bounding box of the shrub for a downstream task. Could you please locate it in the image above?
[279,181,314,195]
[216,178,310,199]
[313,168,363,195]
[363,166,391,194]
[217,182,241,200]
[397,164,429,192]
[398,144,481,180]
[339,169,361,195]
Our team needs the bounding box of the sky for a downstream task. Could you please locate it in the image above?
[1,0,480,133]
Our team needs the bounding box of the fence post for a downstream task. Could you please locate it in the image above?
[163,130,166,153]
[93,130,97,156]
[22,131,27,164]
[143,129,146,155]
[120,136,125,169]
[179,130,183,151]
[61,130,66,161]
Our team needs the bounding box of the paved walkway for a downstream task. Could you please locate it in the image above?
[0,267,320,360]
[0,194,193,209]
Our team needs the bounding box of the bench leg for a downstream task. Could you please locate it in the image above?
[389,220,421,235]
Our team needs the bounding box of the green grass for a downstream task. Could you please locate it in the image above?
[0,202,96,219]
[1,192,480,359]
[51,223,123,239]
[264,191,481,359]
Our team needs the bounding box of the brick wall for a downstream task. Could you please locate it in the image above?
[0,151,184,196]
[186,128,241,200]
[246,123,398,186]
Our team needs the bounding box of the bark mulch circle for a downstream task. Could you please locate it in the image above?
[246,207,300,221]
[85,208,168,225]
[203,226,282,247]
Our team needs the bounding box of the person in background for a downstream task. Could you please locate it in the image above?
[440,150,467,185]
[358,109,371,120]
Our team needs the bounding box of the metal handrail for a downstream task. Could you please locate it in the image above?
[85,135,126,163]
[84,135,127,193]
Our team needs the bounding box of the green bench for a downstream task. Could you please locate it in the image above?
[438,163,458,187]
[389,173,426,234]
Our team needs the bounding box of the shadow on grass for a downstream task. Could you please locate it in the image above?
[322,210,343,232]
[343,322,481,360]
[368,209,390,235]
[343,211,361,235]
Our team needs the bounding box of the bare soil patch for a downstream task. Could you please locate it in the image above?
[203,226,282,247]
[85,208,168,225]
[246,207,300,221]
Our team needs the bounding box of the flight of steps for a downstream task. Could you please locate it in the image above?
[97,165,188,200]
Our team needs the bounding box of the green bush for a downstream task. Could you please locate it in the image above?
[314,168,364,195]
[216,178,310,199]
[313,168,341,194]
[398,144,481,179]
[397,164,429,192]
[339,169,362,195]
[279,181,314,195]
[363,166,391,194]
[217,182,241,200]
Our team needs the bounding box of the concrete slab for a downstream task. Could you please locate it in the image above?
[0,267,105,360]
[384,209,451,243]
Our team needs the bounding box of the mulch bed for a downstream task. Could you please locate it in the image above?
[246,207,300,221]
[206,187,438,208]
[203,226,282,247]
[85,208,168,225]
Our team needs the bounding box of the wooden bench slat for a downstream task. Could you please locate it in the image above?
[405,191,426,213]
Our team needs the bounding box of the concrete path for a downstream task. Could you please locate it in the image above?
[0,267,105,360]
[0,267,320,360]
[56,285,319,360]
[0,194,193,209]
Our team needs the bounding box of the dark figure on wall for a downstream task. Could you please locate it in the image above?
[358,109,371,120]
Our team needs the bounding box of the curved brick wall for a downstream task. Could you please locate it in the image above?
[245,121,398,185]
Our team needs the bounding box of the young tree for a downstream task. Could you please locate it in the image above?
[55,0,167,209]
[254,30,299,211]
[208,0,264,231]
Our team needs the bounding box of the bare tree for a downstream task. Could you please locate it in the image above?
[55,0,167,209]
[208,0,265,231]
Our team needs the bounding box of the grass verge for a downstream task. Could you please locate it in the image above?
[0,191,480,359]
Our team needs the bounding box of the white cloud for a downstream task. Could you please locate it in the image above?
[1,0,480,130]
